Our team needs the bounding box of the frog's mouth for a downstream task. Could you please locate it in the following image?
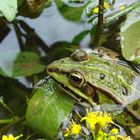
[47,69,97,106]
[58,82,92,106]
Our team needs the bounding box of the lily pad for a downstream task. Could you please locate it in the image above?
[26,78,75,139]
[0,0,17,21]
[120,7,140,63]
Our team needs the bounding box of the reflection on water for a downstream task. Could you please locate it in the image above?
[0,50,19,76]
[0,1,86,59]
[21,2,86,46]
[0,25,20,52]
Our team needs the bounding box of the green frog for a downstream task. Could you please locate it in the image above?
[47,49,140,135]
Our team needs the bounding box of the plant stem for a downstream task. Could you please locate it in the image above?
[0,97,15,117]
[92,0,104,48]
[0,118,15,124]
[0,116,25,133]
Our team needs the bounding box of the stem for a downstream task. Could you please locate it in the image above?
[0,118,15,124]
[25,133,36,140]
[0,116,25,133]
[92,131,96,140]
[92,0,104,48]
[0,97,15,117]
[13,22,25,51]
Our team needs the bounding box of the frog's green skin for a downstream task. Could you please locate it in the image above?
[47,50,140,125]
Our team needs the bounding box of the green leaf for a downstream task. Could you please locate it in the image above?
[18,0,51,18]
[55,0,86,22]
[46,42,76,64]
[0,0,17,21]
[72,30,89,45]
[26,78,75,139]
[120,7,140,63]
[0,51,45,77]
[12,52,45,77]
[83,0,140,26]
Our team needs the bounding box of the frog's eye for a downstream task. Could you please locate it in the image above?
[69,72,84,87]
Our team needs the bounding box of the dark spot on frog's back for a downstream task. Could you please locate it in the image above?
[121,85,128,96]
[132,103,139,111]
[83,63,87,66]
[100,73,105,80]
[71,50,88,62]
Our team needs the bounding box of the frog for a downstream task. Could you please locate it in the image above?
[46,49,140,137]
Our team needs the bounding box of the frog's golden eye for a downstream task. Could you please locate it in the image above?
[69,72,84,87]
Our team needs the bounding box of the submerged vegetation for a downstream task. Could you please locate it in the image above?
[0,0,140,139]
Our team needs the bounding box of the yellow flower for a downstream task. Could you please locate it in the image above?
[119,6,126,11]
[2,134,16,140]
[93,7,99,14]
[81,110,98,131]
[92,2,110,14]
[2,134,23,140]
[111,128,119,135]
[104,2,110,9]
[81,110,114,131]
[64,120,81,137]
[108,135,116,140]
[96,112,114,127]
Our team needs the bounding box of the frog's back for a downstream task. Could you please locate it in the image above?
[86,53,140,103]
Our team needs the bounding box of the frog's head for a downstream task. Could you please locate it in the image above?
[47,50,140,123]
[47,50,96,105]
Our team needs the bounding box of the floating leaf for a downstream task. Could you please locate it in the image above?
[0,0,17,21]
[0,51,45,77]
[26,78,75,138]
[120,7,140,63]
